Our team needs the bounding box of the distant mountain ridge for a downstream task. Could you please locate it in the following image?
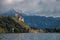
[0,9,26,16]
[24,16,60,28]
[0,9,60,29]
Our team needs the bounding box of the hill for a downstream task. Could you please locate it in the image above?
[0,16,31,33]
[0,16,46,33]
[0,16,60,33]
[1,9,60,28]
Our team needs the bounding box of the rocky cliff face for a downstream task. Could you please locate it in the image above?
[0,16,30,33]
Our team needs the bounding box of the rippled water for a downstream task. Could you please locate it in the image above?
[0,33,60,40]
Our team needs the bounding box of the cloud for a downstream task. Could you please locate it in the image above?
[0,0,60,17]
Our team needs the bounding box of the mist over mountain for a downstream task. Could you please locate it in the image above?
[0,9,26,16]
[0,9,60,28]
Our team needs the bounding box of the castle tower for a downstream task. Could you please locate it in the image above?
[15,13,24,22]
[15,13,19,18]
[19,16,24,22]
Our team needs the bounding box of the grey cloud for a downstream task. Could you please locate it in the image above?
[0,0,60,17]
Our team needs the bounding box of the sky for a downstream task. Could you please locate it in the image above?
[0,0,60,17]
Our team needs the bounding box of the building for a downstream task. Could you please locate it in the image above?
[15,13,24,22]
[15,13,19,18]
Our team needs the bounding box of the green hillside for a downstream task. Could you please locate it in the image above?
[0,16,31,33]
[0,16,60,33]
[0,16,44,33]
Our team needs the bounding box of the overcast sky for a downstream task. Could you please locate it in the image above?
[0,0,60,17]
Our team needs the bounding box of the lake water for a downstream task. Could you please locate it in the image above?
[0,33,60,40]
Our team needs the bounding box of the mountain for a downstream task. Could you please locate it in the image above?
[0,9,26,16]
[0,9,60,29]
[24,16,60,28]
[0,16,60,33]
[0,16,51,33]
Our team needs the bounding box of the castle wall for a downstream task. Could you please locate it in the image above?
[19,17,24,22]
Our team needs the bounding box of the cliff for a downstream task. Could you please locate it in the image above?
[0,16,60,33]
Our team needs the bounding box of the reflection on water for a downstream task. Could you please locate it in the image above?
[0,33,60,40]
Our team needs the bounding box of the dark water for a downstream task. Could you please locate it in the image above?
[0,33,60,40]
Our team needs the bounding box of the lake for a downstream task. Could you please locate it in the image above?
[0,33,60,40]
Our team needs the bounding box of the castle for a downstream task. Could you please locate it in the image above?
[15,13,24,22]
